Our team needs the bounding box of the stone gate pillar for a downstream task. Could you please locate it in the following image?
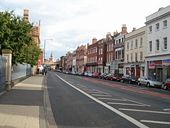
[2,49,12,90]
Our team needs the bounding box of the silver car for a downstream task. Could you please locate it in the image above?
[138,77,162,88]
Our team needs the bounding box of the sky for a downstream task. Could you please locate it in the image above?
[0,0,170,60]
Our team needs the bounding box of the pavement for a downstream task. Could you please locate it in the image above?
[0,75,47,128]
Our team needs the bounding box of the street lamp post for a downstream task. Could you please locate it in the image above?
[43,39,53,64]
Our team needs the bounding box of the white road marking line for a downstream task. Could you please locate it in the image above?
[78,86,89,89]
[88,91,108,94]
[163,108,170,111]
[124,99,150,107]
[140,120,170,125]
[91,94,112,97]
[89,89,106,92]
[56,74,149,128]
[108,102,148,107]
[98,97,127,101]
[119,108,170,114]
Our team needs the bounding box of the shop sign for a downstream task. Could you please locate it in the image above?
[162,59,170,66]
[148,61,155,69]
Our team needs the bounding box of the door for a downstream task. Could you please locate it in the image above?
[156,67,163,82]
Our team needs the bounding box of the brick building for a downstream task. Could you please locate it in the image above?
[105,33,115,73]
[97,38,106,74]
[60,56,66,71]
[23,9,41,75]
[65,52,73,72]
[72,50,77,73]
[87,38,98,73]
[76,45,87,74]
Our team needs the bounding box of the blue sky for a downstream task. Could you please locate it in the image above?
[0,0,170,60]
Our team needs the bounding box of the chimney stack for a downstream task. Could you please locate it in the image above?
[92,38,97,44]
[113,31,118,36]
[23,9,29,22]
[121,24,127,34]
[132,27,136,32]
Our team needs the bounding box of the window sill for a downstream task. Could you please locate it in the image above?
[162,48,168,51]
[163,26,167,29]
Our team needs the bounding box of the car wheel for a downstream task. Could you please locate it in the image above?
[138,82,141,86]
[121,80,124,83]
[147,82,150,87]
[163,85,167,90]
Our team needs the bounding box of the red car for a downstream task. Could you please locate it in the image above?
[162,78,170,90]
[92,72,100,78]
[106,74,122,81]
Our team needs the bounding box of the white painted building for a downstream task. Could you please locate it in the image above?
[145,5,170,82]
[124,26,146,78]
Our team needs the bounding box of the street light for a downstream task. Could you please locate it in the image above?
[44,39,53,63]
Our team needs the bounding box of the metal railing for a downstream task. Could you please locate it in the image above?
[12,63,31,80]
[0,56,6,91]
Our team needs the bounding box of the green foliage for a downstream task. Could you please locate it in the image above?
[0,11,41,66]
[22,42,41,67]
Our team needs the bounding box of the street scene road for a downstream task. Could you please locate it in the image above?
[46,71,170,128]
[1,1,170,128]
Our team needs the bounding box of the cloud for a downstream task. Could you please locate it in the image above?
[1,0,170,59]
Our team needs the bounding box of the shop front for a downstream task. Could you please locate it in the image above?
[125,63,144,78]
[147,59,170,82]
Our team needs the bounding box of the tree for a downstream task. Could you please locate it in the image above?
[0,11,41,66]
[22,42,41,67]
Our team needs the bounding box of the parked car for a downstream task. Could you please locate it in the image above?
[105,73,113,80]
[104,73,120,81]
[113,74,123,81]
[162,78,170,90]
[92,72,100,78]
[99,73,108,79]
[87,72,92,77]
[78,72,84,76]
[138,77,162,88]
[120,75,138,84]
[71,71,77,75]
[84,72,88,76]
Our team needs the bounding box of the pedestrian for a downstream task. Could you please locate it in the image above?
[44,67,47,75]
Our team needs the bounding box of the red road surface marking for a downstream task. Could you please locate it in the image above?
[82,77,170,99]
